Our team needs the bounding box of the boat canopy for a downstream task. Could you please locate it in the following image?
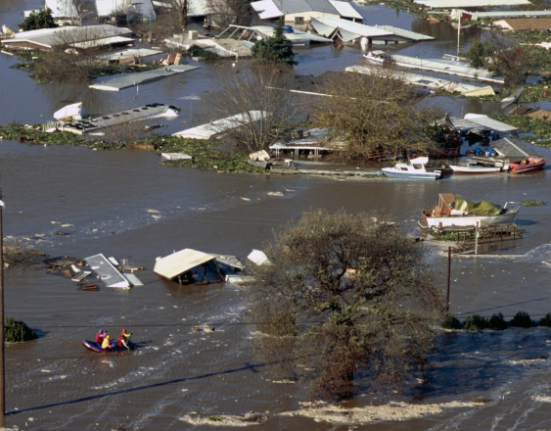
[455,195,501,216]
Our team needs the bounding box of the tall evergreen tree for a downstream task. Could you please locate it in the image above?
[251,19,297,66]
[19,8,57,31]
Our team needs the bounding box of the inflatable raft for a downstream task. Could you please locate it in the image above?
[82,339,133,353]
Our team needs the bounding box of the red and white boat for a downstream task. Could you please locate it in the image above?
[509,157,547,174]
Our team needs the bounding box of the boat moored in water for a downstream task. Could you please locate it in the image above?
[382,157,442,180]
[509,157,547,174]
[450,159,502,175]
[421,193,520,228]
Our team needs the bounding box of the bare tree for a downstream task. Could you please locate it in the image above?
[208,65,296,152]
[171,0,191,32]
[307,66,441,160]
[209,0,252,32]
[33,26,112,82]
[249,210,442,397]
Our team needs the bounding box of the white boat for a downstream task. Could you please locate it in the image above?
[421,193,520,228]
[450,160,501,175]
[382,156,442,180]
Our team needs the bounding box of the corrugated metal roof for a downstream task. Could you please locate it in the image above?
[378,25,434,41]
[464,114,518,133]
[328,1,363,20]
[309,18,337,37]
[251,25,332,42]
[2,25,132,49]
[463,86,496,97]
[173,111,266,139]
[452,9,551,19]
[251,0,283,19]
[154,249,216,280]
[491,137,540,158]
[69,35,134,49]
[416,0,530,8]
[86,254,130,288]
[365,53,504,84]
[311,17,394,37]
[281,0,340,15]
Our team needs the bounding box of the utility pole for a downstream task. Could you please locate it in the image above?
[446,246,451,313]
[0,188,5,427]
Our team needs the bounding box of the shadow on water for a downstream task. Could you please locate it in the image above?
[409,328,551,401]
[7,360,277,416]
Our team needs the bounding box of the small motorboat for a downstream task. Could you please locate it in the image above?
[509,157,547,174]
[82,339,134,353]
[450,159,501,175]
[382,156,441,180]
[421,193,520,228]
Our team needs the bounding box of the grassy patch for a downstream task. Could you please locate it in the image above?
[5,318,38,343]
[207,415,223,422]
[493,115,551,145]
[150,135,267,174]
[520,200,547,207]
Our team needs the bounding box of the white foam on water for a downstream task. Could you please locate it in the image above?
[180,412,267,427]
[279,400,480,425]
[532,395,551,403]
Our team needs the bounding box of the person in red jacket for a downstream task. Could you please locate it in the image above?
[117,328,132,349]
[96,329,106,345]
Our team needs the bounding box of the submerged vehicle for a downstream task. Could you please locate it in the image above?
[421,193,520,228]
[381,157,442,180]
[82,339,134,353]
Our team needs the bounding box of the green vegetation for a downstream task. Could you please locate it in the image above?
[5,318,38,343]
[442,312,551,330]
[18,8,56,31]
[250,210,441,396]
[207,416,223,422]
[187,44,218,61]
[493,115,551,145]
[520,200,547,207]
[539,312,551,327]
[488,312,508,330]
[510,311,536,328]
[11,49,163,83]
[252,20,296,66]
[463,314,488,330]
[3,243,45,267]
[442,313,462,330]
[152,135,266,174]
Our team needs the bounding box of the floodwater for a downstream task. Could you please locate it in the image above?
[1,1,551,430]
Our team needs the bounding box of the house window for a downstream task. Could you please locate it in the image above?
[295,16,304,24]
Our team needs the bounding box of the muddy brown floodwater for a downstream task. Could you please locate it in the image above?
[2,1,551,429]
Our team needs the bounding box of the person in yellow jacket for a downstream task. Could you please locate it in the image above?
[101,334,113,350]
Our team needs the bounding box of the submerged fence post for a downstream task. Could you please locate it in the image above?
[446,246,451,313]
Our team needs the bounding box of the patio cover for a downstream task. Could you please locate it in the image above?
[154,249,216,279]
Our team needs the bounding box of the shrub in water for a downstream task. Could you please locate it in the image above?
[5,318,37,342]
[463,314,488,330]
[441,313,462,329]
[539,312,551,327]
[510,311,536,328]
[488,312,508,330]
